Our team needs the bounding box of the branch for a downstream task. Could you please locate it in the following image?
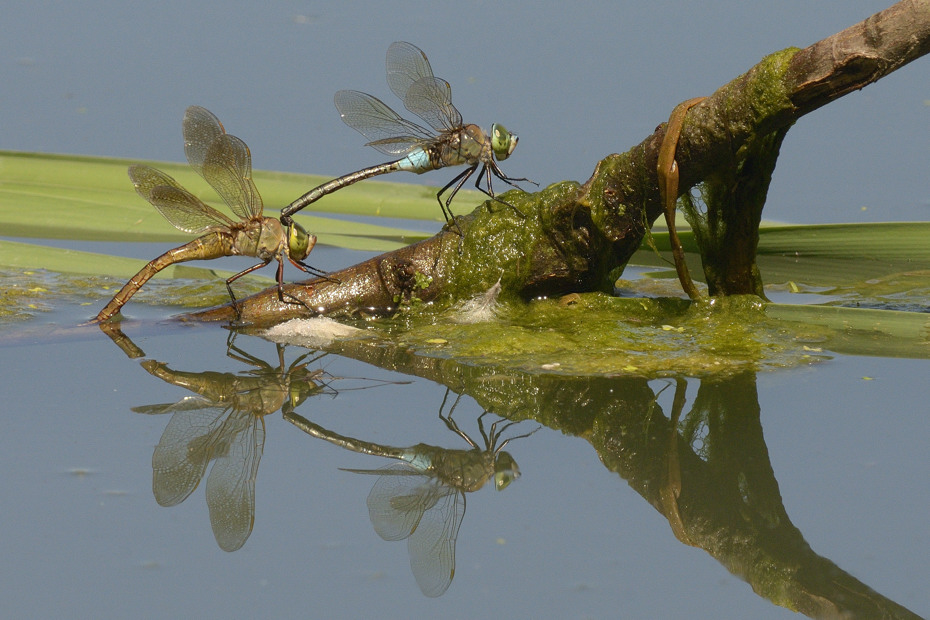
[184,0,930,325]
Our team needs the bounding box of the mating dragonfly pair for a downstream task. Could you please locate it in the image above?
[95,42,530,323]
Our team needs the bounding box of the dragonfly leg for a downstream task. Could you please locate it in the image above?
[273,257,320,313]
[225,332,272,370]
[490,159,537,188]
[279,286,318,312]
[436,165,478,235]
[493,423,542,453]
[438,390,480,448]
[439,165,476,221]
[226,259,274,319]
[477,163,526,219]
[289,257,341,284]
[476,411,493,447]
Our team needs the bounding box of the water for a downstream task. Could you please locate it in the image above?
[1,283,927,618]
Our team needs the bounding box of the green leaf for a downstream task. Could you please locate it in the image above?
[634,222,930,285]
[764,303,930,359]
[0,238,273,281]
[0,150,450,248]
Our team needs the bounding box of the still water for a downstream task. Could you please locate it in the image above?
[2,3,929,614]
[1,258,927,619]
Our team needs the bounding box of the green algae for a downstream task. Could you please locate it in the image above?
[432,182,584,301]
[368,290,833,378]
[678,49,800,296]
[0,269,270,325]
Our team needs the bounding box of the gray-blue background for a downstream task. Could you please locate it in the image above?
[2,1,926,225]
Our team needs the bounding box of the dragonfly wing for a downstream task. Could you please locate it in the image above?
[386,41,435,103]
[361,463,437,541]
[200,134,263,221]
[407,487,463,597]
[335,90,434,155]
[152,405,230,507]
[133,395,216,415]
[205,411,264,552]
[404,76,463,133]
[129,165,236,234]
[183,105,226,177]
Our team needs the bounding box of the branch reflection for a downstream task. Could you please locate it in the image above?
[98,319,922,617]
[285,389,538,597]
[323,335,921,618]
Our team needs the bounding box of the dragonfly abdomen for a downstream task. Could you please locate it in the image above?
[283,159,410,215]
[396,148,437,173]
[95,231,236,322]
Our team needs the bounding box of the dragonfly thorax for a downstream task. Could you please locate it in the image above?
[247,218,287,261]
[437,123,518,166]
[435,124,489,168]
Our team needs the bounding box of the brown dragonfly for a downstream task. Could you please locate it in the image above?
[95,105,326,322]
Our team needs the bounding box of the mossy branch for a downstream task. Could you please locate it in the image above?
[185,0,930,325]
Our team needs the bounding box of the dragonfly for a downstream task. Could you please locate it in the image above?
[94,105,327,323]
[285,390,538,597]
[280,41,533,230]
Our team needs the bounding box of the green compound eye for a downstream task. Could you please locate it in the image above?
[490,123,518,161]
[493,451,520,491]
[288,221,316,260]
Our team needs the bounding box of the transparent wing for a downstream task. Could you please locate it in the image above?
[205,410,264,552]
[386,41,436,103]
[200,134,263,221]
[132,395,215,415]
[406,486,463,597]
[183,105,226,177]
[151,405,231,507]
[385,42,461,133]
[128,164,235,234]
[361,463,445,541]
[404,76,462,133]
[334,90,434,156]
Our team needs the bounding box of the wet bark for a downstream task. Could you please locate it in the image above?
[185,0,930,325]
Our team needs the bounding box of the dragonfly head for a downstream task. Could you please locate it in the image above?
[287,221,317,261]
[285,377,322,414]
[490,123,518,161]
[493,450,521,491]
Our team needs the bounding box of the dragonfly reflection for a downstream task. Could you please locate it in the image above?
[133,339,334,551]
[281,41,532,229]
[285,390,538,597]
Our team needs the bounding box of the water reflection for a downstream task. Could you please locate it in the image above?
[100,324,343,551]
[285,390,538,597]
[98,320,922,616]
[135,345,331,551]
[323,336,922,618]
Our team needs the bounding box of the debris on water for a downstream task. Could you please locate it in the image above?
[453,279,502,324]
[263,317,364,348]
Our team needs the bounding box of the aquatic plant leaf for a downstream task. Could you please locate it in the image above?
[0,151,438,248]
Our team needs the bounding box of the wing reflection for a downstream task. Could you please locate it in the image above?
[132,337,332,552]
[359,462,463,597]
[98,324,338,551]
[285,389,538,597]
